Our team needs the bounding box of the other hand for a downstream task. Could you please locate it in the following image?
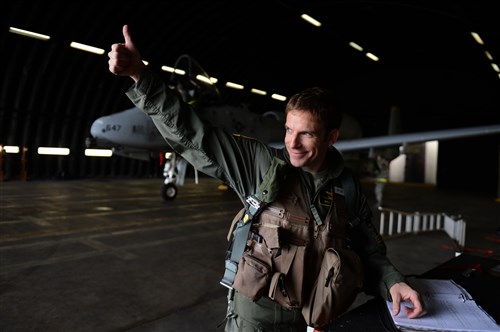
[389,282,427,319]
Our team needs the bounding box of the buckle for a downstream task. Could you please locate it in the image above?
[246,195,263,217]
[246,196,262,210]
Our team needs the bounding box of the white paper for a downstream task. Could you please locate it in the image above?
[386,279,500,332]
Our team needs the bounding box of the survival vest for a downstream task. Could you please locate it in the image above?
[221,156,364,327]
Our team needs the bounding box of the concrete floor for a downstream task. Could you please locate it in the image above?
[1,177,499,331]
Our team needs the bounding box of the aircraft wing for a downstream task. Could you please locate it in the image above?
[333,124,500,152]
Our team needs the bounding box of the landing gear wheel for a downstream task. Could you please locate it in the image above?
[161,183,178,200]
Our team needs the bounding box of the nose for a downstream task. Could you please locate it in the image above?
[287,133,301,148]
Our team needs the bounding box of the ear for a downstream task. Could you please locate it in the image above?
[327,129,340,146]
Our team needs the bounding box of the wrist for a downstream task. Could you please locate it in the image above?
[130,62,146,83]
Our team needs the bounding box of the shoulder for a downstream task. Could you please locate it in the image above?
[327,147,345,178]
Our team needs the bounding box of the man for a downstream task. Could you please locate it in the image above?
[108,25,425,331]
[374,155,389,208]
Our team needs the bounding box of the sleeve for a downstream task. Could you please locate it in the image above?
[124,70,274,200]
[347,177,406,300]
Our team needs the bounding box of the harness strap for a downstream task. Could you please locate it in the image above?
[220,155,288,289]
[220,195,266,289]
[338,167,357,224]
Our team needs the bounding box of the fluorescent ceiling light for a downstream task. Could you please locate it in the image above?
[2,146,20,153]
[38,147,70,155]
[9,27,50,40]
[484,51,493,61]
[196,75,213,84]
[349,42,363,52]
[251,88,267,96]
[301,14,322,27]
[271,94,286,101]
[470,32,484,45]
[195,75,217,84]
[85,149,112,157]
[366,53,379,61]
[70,42,104,55]
[492,63,499,72]
[226,82,244,90]
[161,66,185,75]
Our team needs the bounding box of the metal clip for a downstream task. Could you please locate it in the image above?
[246,195,263,216]
[246,196,262,209]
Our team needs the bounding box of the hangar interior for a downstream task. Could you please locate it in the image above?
[2,1,499,194]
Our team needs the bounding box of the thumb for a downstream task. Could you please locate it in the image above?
[392,297,401,316]
[122,24,136,49]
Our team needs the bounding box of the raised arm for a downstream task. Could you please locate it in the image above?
[107,25,275,200]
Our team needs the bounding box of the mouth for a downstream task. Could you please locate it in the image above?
[289,150,306,158]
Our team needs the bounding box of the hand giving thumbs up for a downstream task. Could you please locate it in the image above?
[108,25,145,82]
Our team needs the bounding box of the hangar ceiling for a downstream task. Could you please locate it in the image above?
[1,1,499,180]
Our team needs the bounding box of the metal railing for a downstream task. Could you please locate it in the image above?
[378,207,466,248]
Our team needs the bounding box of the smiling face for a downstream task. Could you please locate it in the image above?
[284,109,339,173]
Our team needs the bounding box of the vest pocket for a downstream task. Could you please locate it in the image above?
[268,245,304,309]
[260,206,310,245]
[233,252,271,301]
[301,248,364,328]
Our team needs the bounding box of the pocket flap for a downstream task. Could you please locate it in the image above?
[259,223,281,249]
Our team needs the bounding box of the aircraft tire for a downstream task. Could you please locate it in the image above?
[161,183,178,200]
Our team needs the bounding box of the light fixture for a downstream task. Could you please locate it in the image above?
[349,42,363,52]
[271,94,286,101]
[251,88,267,96]
[161,66,185,75]
[470,32,484,45]
[226,82,244,90]
[2,145,20,153]
[85,149,112,157]
[69,42,105,55]
[484,51,493,61]
[196,75,213,84]
[9,27,50,41]
[301,14,322,27]
[37,147,70,155]
[366,53,379,61]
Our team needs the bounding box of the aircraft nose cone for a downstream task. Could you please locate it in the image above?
[90,119,105,138]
